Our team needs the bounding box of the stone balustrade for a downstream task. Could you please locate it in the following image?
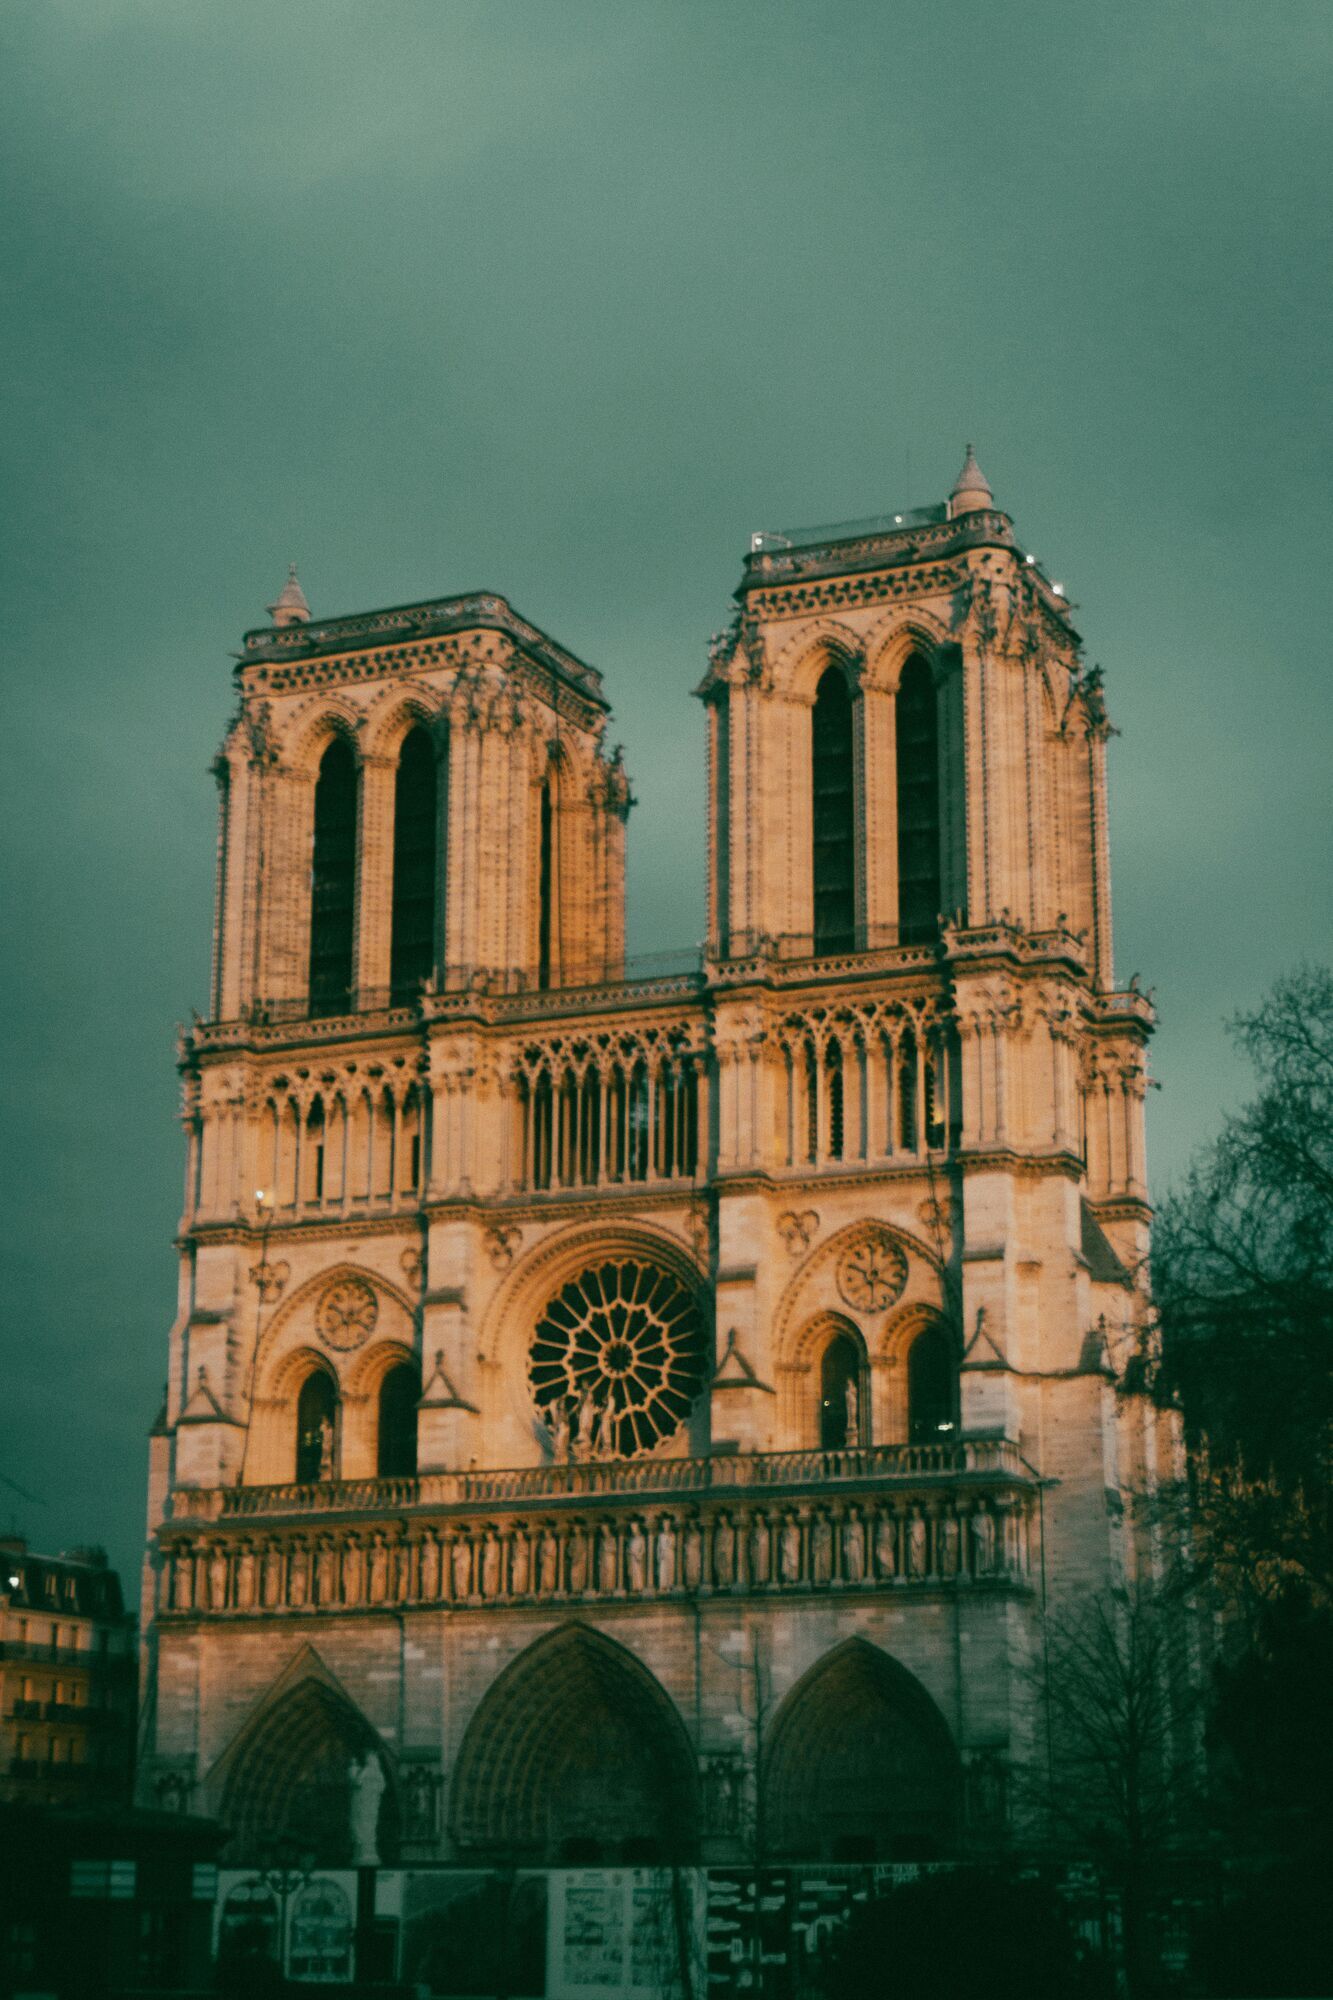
[174,1438,1029,1523]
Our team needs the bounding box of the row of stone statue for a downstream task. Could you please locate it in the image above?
[163,1494,1030,1613]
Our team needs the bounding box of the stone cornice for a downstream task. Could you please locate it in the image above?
[238,590,607,710]
[953,1147,1085,1181]
[734,512,1078,641]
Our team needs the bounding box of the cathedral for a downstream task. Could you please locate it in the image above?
[141,449,1172,1876]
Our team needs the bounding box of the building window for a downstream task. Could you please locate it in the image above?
[895,655,941,944]
[819,1332,866,1450]
[295,1369,339,1484]
[309,738,358,1015]
[812,667,856,955]
[390,727,439,1005]
[377,1364,420,1479]
[907,1323,959,1443]
[538,776,555,989]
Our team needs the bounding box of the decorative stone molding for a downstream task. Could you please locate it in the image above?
[316,1277,379,1352]
[836,1231,908,1314]
[158,1482,1031,1620]
[776,1210,819,1256]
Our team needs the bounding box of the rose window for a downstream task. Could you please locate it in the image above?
[528,1259,708,1457]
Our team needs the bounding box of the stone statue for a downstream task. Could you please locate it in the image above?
[341,1539,362,1604]
[626,1520,647,1592]
[316,1540,337,1604]
[779,1514,801,1585]
[748,1514,770,1585]
[683,1519,703,1590]
[404,1765,439,1842]
[595,1395,617,1461]
[940,1511,961,1578]
[316,1414,335,1481]
[349,1753,385,1866]
[597,1523,617,1592]
[713,1514,735,1587]
[173,1544,194,1611]
[842,1507,865,1583]
[235,1546,256,1609]
[550,1398,571,1465]
[971,1506,996,1576]
[574,1383,596,1459]
[567,1527,589,1594]
[844,1377,860,1445]
[368,1536,388,1602]
[208,1546,228,1610]
[261,1544,282,1607]
[289,1542,309,1606]
[811,1512,833,1584]
[908,1510,928,1578]
[538,1527,559,1596]
[451,1534,472,1599]
[391,1539,410,1601]
[420,1533,440,1600]
[874,1511,897,1578]
[481,1530,502,1598]
[510,1530,530,1596]
[655,1518,677,1590]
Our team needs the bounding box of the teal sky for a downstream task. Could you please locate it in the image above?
[2,1,1330,1581]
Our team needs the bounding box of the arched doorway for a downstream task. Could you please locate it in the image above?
[450,1624,698,1863]
[764,1639,959,1861]
[218,1676,399,1868]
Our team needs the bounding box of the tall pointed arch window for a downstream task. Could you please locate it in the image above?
[537,776,555,990]
[377,1362,420,1478]
[309,738,358,1015]
[895,655,941,944]
[907,1322,958,1444]
[811,666,856,955]
[390,727,439,1005]
[819,1330,867,1450]
[295,1368,339,1483]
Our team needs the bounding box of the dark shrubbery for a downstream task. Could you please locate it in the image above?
[823,1868,1112,2000]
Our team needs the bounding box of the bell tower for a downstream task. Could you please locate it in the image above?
[210,582,630,1029]
[700,446,1113,978]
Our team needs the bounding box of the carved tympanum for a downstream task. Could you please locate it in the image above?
[836,1231,908,1314]
[317,1277,378,1351]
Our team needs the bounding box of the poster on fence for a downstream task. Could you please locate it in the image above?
[547,1868,703,2000]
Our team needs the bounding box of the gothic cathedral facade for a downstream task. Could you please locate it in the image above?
[141,451,1173,1868]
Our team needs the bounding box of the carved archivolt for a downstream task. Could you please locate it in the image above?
[254,1263,415,1397]
[477,1220,707,1375]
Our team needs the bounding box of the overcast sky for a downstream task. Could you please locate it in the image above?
[2,1,1330,1583]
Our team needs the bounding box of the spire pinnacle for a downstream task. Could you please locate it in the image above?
[267,563,310,627]
[949,444,994,519]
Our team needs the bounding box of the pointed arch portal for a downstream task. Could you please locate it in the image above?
[450,1625,698,1863]
[764,1640,959,1861]
[219,1675,398,1868]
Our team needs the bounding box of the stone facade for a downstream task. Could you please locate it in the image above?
[140,453,1180,1868]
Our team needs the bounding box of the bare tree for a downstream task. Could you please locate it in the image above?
[1024,1581,1203,1998]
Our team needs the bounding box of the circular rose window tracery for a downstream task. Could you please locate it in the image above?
[529,1259,708,1458]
